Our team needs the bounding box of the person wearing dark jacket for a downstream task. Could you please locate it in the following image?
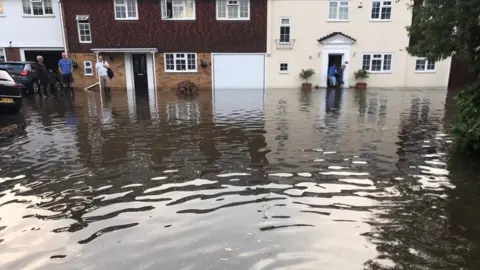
[35,55,50,97]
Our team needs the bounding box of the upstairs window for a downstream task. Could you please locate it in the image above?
[371,0,392,20]
[161,0,195,20]
[114,0,138,20]
[76,15,92,43]
[279,17,291,43]
[415,58,436,72]
[328,0,349,21]
[216,0,249,20]
[362,53,392,72]
[22,0,53,16]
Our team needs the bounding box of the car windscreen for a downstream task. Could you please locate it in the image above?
[0,63,25,73]
[0,70,15,82]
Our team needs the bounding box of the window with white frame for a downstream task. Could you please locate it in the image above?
[371,0,391,20]
[279,17,291,43]
[76,15,92,43]
[216,0,249,20]
[161,0,195,20]
[0,48,5,62]
[22,0,53,16]
[114,0,138,20]
[328,0,349,20]
[415,58,435,72]
[362,53,392,72]
[84,61,93,75]
[164,53,197,72]
[279,62,289,73]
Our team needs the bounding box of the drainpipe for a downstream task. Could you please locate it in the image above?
[58,0,68,54]
[266,0,272,55]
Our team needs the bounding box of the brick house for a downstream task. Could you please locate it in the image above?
[62,0,267,92]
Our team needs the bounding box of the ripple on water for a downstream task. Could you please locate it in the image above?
[0,89,471,270]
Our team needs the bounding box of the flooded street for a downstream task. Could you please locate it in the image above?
[1,88,480,270]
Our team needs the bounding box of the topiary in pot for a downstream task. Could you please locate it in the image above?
[299,68,315,90]
[176,80,199,95]
[354,69,369,89]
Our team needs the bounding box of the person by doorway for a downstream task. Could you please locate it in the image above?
[58,52,74,95]
[328,64,337,88]
[95,55,111,95]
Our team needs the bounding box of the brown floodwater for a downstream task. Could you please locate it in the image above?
[1,88,480,270]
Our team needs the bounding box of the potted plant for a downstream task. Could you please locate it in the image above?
[199,59,209,68]
[72,59,79,69]
[176,80,199,95]
[354,69,369,89]
[299,68,315,90]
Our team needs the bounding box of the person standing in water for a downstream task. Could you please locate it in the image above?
[35,55,50,97]
[328,64,337,88]
[58,52,74,95]
[95,55,110,94]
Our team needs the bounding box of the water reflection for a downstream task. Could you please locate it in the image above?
[0,88,478,270]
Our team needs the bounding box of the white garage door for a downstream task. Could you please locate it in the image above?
[213,54,265,90]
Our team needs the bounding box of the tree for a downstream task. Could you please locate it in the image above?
[405,0,480,75]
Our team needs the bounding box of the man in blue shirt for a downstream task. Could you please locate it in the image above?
[328,64,337,87]
[58,52,73,93]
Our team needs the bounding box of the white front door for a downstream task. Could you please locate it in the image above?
[212,54,266,90]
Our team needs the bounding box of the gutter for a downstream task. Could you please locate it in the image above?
[58,0,68,54]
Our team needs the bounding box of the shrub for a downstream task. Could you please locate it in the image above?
[354,69,369,82]
[451,83,480,155]
[176,80,199,95]
[299,69,315,83]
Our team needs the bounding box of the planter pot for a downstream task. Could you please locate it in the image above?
[356,82,367,89]
[201,63,208,68]
[301,83,312,91]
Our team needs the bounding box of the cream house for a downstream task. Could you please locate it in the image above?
[265,0,452,88]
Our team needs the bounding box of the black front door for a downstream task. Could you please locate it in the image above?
[132,54,148,93]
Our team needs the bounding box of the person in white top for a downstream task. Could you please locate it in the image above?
[95,55,110,93]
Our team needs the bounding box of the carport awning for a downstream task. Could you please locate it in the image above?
[91,48,158,53]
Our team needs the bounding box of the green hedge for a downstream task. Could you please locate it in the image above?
[451,83,480,155]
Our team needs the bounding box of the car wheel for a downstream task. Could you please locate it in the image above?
[32,81,39,93]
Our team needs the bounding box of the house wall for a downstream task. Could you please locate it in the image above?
[70,52,126,89]
[156,53,212,90]
[63,0,267,53]
[0,0,64,49]
[266,0,451,88]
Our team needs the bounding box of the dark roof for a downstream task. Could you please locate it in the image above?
[317,32,356,43]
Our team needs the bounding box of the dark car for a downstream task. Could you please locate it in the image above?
[0,61,63,95]
[0,68,23,113]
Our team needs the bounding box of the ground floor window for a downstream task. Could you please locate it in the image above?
[0,48,5,62]
[415,58,435,72]
[279,62,289,73]
[84,61,93,75]
[362,53,392,72]
[164,53,197,72]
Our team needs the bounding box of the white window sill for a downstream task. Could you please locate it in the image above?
[369,19,392,22]
[84,74,94,76]
[79,41,93,44]
[115,17,139,21]
[165,70,198,73]
[22,15,55,18]
[415,70,436,73]
[162,18,196,21]
[216,18,250,21]
[327,19,349,22]
[368,71,392,74]
[279,71,289,74]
